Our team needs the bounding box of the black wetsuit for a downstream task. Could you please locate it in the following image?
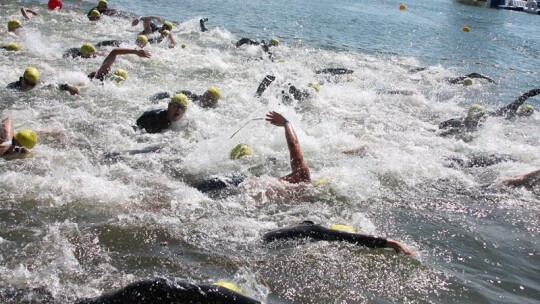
[264,221,388,249]
[447,73,496,85]
[444,153,516,169]
[255,75,311,103]
[77,278,261,304]
[200,18,209,32]
[95,40,122,48]
[136,109,171,134]
[87,6,118,17]
[6,78,23,90]
[63,47,82,58]
[315,68,354,75]
[150,90,202,103]
[235,38,274,60]
[195,174,246,194]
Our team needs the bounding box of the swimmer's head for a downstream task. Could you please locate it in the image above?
[467,104,486,120]
[15,129,38,149]
[269,37,279,47]
[170,93,190,107]
[98,0,108,8]
[80,43,97,58]
[113,69,128,83]
[213,281,245,295]
[160,30,170,37]
[230,143,254,159]
[313,178,336,195]
[162,21,173,31]
[200,86,221,108]
[462,77,473,86]
[5,42,20,51]
[89,9,101,20]
[517,104,534,117]
[23,67,40,85]
[308,81,321,93]
[8,19,21,31]
[136,35,148,48]
[330,224,357,234]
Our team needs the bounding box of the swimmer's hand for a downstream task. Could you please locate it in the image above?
[266,111,289,127]
[138,50,151,58]
[65,84,80,95]
[387,239,416,257]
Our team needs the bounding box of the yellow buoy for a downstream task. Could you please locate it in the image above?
[463,25,470,32]
[399,4,406,11]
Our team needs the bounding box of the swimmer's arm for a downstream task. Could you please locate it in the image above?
[386,239,416,256]
[496,168,540,188]
[137,16,163,34]
[58,84,80,95]
[21,7,38,20]
[0,118,14,155]
[255,75,276,97]
[167,32,177,48]
[266,111,311,183]
[95,48,151,79]
[465,73,496,84]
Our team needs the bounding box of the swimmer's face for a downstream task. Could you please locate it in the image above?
[200,91,218,108]
[168,102,187,121]
[89,16,100,21]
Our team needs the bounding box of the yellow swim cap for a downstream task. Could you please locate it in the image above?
[161,30,170,37]
[518,104,534,116]
[313,178,336,195]
[5,43,20,51]
[90,9,101,18]
[462,77,473,86]
[80,43,97,58]
[308,81,321,93]
[230,143,254,159]
[23,67,40,85]
[113,69,128,83]
[330,224,357,234]
[98,0,108,8]
[163,21,173,31]
[136,35,148,47]
[213,281,245,295]
[269,37,279,46]
[467,104,486,120]
[206,86,221,101]
[171,93,190,107]
[8,19,21,31]
[15,129,38,149]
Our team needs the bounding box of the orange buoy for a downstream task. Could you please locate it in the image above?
[400,4,406,10]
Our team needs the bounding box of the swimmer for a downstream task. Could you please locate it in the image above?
[132,16,176,48]
[263,221,415,256]
[87,0,117,20]
[446,73,496,85]
[20,7,38,20]
[135,93,190,133]
[1,42,21,52]
[200,17,209,32]
[76,278,261,304]
[235,37,279,60]
[495,168,540,190]
[0,117,38,158]
[195,111,312,197]
[7,19,22,34]
[439,88,539,137]
[63,36,148,59]
[315,68,354,75]
[150,87,222,108]
[7,67,80,95]
[87,48,151,81]
[255,75,320,103]
[443,153,517,169]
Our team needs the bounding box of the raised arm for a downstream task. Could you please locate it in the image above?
[492,88,540,117]
[255,75,276,97]
[95,48,151,80]
[167,32,177,48]
[132,16,163,35]
[266,111,311,183]
[496,168,540,189]
[21,7,38,20]
[0,118,15,155]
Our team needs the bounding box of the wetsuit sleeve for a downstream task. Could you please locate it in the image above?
[200,18,209,32]
[263,222,388,249]
[439,117,465,129]
[255,75,276,97]
[136,110,160,133]
[178,90,200,101]
[150,91,171,101]
[236,38,259,48]
[95,40,122,48]
[6,80,22,90]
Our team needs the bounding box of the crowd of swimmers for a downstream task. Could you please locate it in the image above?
[1,1,540,302]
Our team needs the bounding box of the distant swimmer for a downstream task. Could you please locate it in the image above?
[150,87,222,108]
[255,75,320,103]
[439,88,538,137]
[443,153,517,169]
[315,68,354,75]
[135,93,190,133]
[1,42,21,52]
[1,117,38,158]
[63,37,149,59]
[195,111,313,198]
[132,16,176,48]
[76,278,261,304]
[494,168,540,190]
[235,37,279,60]
[263,221,415,256]
[7,67,80,95]
[87,0,117,21]
[7,19,22,34]
[20,7,38,20]
[88,48,151,81]
[446,73,496,85]
[200,17,209,32]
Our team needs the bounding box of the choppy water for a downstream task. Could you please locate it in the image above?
[1,0,539,303]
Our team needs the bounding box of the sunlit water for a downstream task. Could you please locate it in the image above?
[1,0,539,303]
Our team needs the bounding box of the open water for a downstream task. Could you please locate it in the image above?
[1,0,539,303]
